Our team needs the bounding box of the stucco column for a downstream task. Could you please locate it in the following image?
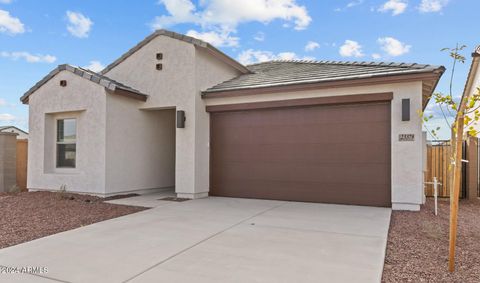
[391,82,424,211]
[174,104,209,199]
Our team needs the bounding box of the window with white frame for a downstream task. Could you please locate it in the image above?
[56,118,76,168]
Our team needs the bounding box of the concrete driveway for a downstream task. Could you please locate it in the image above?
[0,197,391,283]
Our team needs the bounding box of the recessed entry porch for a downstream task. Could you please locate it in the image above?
[105,107,177,196]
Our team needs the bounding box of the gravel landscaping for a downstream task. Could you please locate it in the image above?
[0,191,147,249]
[382,198,480,283]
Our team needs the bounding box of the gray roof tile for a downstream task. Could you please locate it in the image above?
[20,64,147,103]
[0,126,28,134]
[203,60,445,94]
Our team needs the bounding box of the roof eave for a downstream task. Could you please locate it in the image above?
[20,64,148,104]
[422,67,446,110]
[203,68,445,99]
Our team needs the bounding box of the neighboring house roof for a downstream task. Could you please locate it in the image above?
[0,126,28,135]
[20,64,148,104]
[203,60,445,109]
[100,29,251,75]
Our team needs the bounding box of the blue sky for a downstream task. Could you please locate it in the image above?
[0,0,477,138]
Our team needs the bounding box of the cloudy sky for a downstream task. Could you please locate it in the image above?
[0,0,477,138]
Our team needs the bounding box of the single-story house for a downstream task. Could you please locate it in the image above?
[464,46,480,130]
[0,126,28,139]
[462,45,480,199]
[21,30,445,210]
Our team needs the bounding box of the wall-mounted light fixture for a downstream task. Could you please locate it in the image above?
[60,80,67,87]
[177,110,186,128]
[402,98,410,121]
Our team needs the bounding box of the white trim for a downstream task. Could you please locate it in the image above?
[392,203,420,211]
[28,186,174,198]
[177,192,209,199]
[54,117,77,170]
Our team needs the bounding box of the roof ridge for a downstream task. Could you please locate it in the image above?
[0,125,28,134]
[100,29,250,75]
[246,59,436,70]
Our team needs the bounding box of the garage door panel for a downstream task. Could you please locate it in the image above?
[212,103,390,127]
[211,180,390,207]
[213,143,390,164]
[212,162,389,185]
[210,101,391,207]
[213,122,389,145]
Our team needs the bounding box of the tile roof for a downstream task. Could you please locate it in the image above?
[20,64,147,103]
[203,60,445,94]
[0,126,28,134]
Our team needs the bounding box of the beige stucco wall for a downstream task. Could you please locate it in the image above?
[104,35,241,198]
[27,70,107,195]
[105,94,176,195]
[204,81,425,210]
[466,59,480,133]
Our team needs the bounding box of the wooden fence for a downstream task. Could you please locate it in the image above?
[425,141,466,198]
[16,139,28,191]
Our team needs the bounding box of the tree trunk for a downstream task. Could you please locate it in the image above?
[449,116,464,272]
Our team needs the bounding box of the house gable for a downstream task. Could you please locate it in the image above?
[20,65,147,104]
[101,29,249,76]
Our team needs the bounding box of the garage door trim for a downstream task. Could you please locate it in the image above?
[209,98,392,207]
[206,92,393,113]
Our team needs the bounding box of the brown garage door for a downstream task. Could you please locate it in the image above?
[210,99,391,207]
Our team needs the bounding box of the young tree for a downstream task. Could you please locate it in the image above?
[424,44,480,272]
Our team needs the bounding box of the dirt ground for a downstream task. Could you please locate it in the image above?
[382,198,480,283]
[0,191,147,249]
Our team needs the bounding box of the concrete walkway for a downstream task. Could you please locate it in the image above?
[105,190,177,208]
[0,197,391,283]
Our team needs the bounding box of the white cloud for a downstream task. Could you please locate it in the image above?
[0,9,24,35]
[418,0,449,13]
[377,37,411,56]
[1,51,56,63]
[66,11,93,38]
[237,49,314,65]
[83,60,105,72]
[254,31,265,42]
[186,29,239,47]
[347,0,364,8]
[305,41,320,52]
[276,52,297,61]
[339,40,364,57]
[238,50,274,65]
[0,98,6,106]
[152,0,311,31]
[372,53,382,59]
[335,0,364,12]
[0,113,15,121]
[0,0,13,4]
[153,0,197,28]
[378,0,407,15]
